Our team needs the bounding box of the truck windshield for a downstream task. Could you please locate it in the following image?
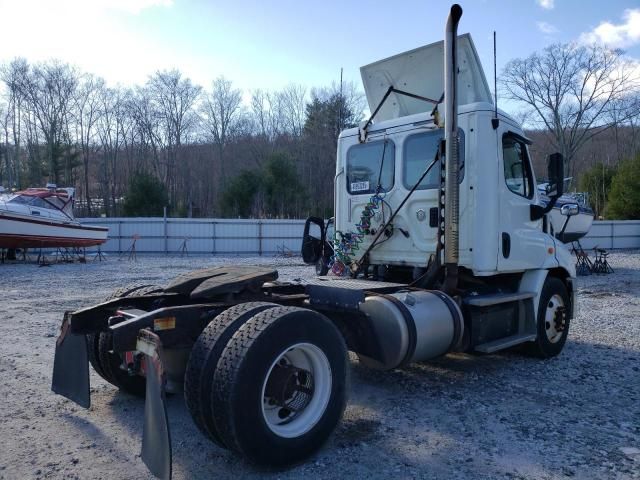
[404,129,465,190]
[346,139,395,195]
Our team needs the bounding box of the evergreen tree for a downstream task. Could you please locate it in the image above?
[219,153,307,218]
[607,155,640,220]
[263,153,307,217]
[578,162,617,219]
[220,170,262,217]
[122,171,168,217]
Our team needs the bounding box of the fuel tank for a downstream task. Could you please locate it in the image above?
[357,290,464,370]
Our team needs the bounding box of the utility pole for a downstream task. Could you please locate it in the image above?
[338,67,343,131]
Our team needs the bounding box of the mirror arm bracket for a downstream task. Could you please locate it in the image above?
[532,152,565,221]
[530,196,558,221]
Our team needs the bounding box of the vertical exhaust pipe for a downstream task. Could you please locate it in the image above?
[443,4,462,293]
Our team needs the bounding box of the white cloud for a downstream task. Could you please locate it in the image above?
[537,21,558,35]
[537,0,554,10]
[0,0,179,86]
[579,9,640,48]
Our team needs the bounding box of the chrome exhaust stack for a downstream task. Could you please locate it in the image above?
[443,4,462,293]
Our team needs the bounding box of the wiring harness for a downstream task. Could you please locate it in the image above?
[329,191,387,276]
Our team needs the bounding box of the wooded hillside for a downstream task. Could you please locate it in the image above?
[1,42,639,219]
[0,61,364,218]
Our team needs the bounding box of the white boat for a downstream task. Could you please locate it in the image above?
[538,184,594,243]
[0,185,108,250]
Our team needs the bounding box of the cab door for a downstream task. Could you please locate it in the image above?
[301,217,324,264]
[497,130,550,271]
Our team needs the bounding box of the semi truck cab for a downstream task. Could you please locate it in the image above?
[332,105,573,276]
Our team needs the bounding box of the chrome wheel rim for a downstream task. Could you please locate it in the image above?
[260,342,332,438]
[545,294,566,344]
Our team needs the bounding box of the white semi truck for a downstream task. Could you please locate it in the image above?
[52,5,578,479]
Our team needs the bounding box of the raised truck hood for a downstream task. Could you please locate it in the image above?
[360,33,492,122]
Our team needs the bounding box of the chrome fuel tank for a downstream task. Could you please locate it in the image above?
[357,290,463,370]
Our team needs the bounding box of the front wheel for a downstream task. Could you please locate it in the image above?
[211,306,349,466]
[529,276,570,358]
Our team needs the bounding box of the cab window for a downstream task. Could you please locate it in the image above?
[346,139,395,195]
[502,135,534,198]
[403,129,465,190]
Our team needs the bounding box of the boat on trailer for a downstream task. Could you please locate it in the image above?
[0,185,108,250]
[537,183,594,243]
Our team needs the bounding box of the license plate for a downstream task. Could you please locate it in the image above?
[351,181,369,192]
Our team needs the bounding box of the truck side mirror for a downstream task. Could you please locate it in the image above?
[560,203,579,217]
[530,152,565,221]
[546,153,564,198]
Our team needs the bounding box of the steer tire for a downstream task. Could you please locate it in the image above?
[89,284,163,397]
[184,302,279,448]
[212,306,349,466]
[527,276,571,359]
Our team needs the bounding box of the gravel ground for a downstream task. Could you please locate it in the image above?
[0,252,639,480]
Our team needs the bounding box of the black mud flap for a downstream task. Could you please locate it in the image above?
[137,329,172,480]
[51,312,90,408]
[302,216,324,264]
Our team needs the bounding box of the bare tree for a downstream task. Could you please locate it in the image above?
[501,42,640,180]
[0,58,28,188]
[251,89,282,139]
[147,70,201,212]
[279,84,307,137]
[202,76,243,187]
[248,84,309,140]
[0,98,7,184]
[126,86,164,179]
[18,61,80,185]
[606,93,640,164]
[73,74,104,214]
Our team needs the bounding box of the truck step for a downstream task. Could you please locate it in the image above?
[474,333,536,353]
[464,291,535,307]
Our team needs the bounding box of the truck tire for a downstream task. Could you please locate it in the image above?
[87,332,108,382]
[184,302,279,448]
[529,276,570,358]
[212,306,349,466]
[87,284,158,382]
[88,284,163,397]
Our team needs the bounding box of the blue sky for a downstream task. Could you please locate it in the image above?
[0,0,638,99]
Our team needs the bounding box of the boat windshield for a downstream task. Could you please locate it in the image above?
[9,195,63,210]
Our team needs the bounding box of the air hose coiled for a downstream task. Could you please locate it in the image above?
[329,191,386,276]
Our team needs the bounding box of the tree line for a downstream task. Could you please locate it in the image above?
[0,59,364,218]
[1,40,639,220]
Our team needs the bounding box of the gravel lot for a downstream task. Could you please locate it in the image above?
[0,252,639,480]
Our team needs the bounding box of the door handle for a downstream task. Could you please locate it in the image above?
[502,232,511,258]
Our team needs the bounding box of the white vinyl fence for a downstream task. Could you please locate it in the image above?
[578,221,640,250]
[78,218,306,255]
[78,218,640,254]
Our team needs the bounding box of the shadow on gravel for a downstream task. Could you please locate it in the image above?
[342,340,640,478]
[82,338,639,479]
[61,411,138,463]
